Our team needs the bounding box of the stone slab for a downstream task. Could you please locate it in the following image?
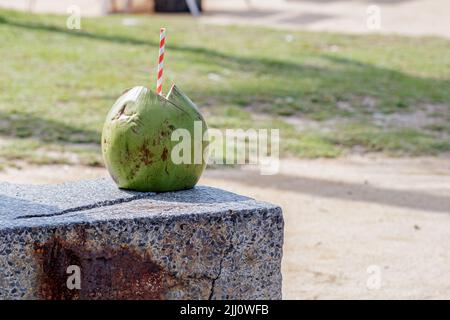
[0,179,283,300]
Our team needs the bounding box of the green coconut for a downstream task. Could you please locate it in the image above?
[101,85,208,192]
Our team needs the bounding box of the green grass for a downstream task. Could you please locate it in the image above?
[0,9,449,168]
[330,123,450,155]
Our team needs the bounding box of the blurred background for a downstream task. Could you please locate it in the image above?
[0,0,449,299]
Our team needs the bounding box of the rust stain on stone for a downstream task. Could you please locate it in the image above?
[33,232,173,300]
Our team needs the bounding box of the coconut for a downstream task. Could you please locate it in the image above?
[102,85,208,192]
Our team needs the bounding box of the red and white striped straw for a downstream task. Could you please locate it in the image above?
[156,28,166,95]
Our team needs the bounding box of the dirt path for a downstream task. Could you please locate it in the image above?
[203,0,450,39]
[204,156,450,299]
[1,0,449,39]
[1,156,450,299]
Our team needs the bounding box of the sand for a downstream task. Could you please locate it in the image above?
[1,155,449,299]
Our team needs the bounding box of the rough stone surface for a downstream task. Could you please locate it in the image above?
[0,178,283,300]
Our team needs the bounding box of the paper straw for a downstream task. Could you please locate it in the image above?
[156,28,166,95]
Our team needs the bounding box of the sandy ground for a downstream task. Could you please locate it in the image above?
[1,0,449,38]
[203,0,450,39]
[1,156,449,299]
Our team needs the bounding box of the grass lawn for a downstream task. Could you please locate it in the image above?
[0,9,449,168]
